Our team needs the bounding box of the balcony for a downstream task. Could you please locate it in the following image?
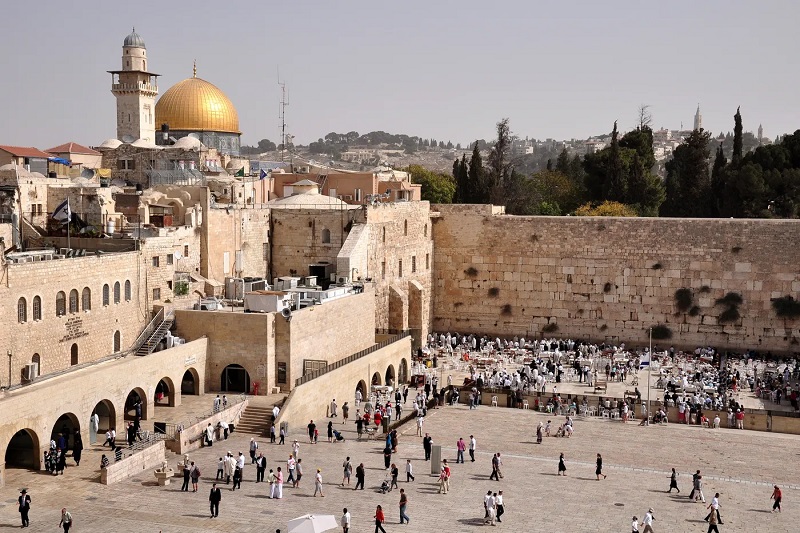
[112,82,158,94]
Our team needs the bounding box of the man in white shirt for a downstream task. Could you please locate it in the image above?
[236,452,245,470]
[272,405,280,419]
[469,435,477,462]
[485,492,497,525]
[705,493,723,524]
[341,507,351,533]
[495,490,504,522]
[642,508,655,533]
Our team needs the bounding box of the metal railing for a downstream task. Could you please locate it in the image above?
[132,308,165,350]
[113,431,166,462]
[159,393,248,440]
[294,330,411,387]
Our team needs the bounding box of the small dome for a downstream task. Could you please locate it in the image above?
[124,28,146,48]
[98,138,122,149]
[170,136,203,151]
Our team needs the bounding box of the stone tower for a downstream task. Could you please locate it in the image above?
[758,124,764,143]
[108,29,159,143]
[693,104,702,131]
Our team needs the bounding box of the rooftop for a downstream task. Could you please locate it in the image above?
[0,145,52,158]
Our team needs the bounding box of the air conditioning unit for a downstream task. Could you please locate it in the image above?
[337,276,350,285]
[22,363,38,381]
[343,195,353,201]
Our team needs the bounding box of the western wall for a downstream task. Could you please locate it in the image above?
[431,204,800,352]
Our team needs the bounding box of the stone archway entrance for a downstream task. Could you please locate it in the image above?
[5,429,40,470]
[125,388,147,420]
[371,372,382,386]
[385,365,396,388]
[221,364,250,393]
[155,377,175,406]
[92,400,116,434]
[51,413,80,451]
[182,368,199,395]
[398,358,409,384]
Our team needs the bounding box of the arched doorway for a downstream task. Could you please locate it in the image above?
[398,358,409,384]
[221,364,250,392]
[371,372,382,386]
[181,368,199,395]
[70,343,78,366]
[51,413,80,451]
[4,429,40,470]
[155,377,175,406]
[124,388,147,420]
[356,380,367,400]
[385,365,396,388]
[92,400,116,434]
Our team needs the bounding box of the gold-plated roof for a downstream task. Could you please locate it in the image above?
[155,71,240,134]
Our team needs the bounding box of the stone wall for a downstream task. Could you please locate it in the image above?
[101,440,165,485]
[0,252,148,386]
[166,398,249,454]
[432,205,800,352]
[203,207,271,284]
[274,335,412,436]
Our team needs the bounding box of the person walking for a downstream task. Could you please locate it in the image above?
[631,515,639,533]
[642,508,655,533]
[328,421,334,443]
[72,430,83,466]
[307,420,316,443]
[295,458,303,488]
[442,459,451,493]
[216,457,224,480]
[456,437,466,463]
[314,468,325,497]
[406,459,415,482]
[706,507,720,533]
[232,463,242,491]
[209,483,221,518]
[374,505,387,533]
[705,493,723,524]
[190,461,201,492]
[423,433,432,461]
[596,453,607,480]
[558,453,567,476]
[668,468,680,493]
[181,460,191,491]
[390,463,399,490]
[59,508,73,532]
[771,485,782,513]
[469,435,477,462]
[692,472,706,503]
[18,489,31,528]
[255,453,266,483]
[342,456,352,486]
[496,490,505,522]
[536,422,543,444]
[275,467,284,499]
[355,463,366,490]
[249,438,258,463]
[399,488,410,524]
[383,445,392,470]
[485,492,497,525]
[287,454,297,485]
[279,425,285,445]
[341,508,351,533]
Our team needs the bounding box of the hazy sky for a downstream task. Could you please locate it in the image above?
[1,1,797,149]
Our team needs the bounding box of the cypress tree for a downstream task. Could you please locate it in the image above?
[732,107,743,165]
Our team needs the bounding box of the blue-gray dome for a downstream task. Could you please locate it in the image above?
[123,28,145,48]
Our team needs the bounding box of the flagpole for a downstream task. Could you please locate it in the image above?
[66,197,71,251]
[647,327,652,426]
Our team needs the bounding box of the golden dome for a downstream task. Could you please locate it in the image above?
[155,72,240,134]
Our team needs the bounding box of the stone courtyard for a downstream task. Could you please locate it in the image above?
[1,397,797,532]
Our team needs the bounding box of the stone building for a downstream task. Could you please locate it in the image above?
[108,29,159,144]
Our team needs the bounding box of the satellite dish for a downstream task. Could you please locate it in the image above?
[80,168,96,179]
[121,135,135,143]
[281,307,292,321]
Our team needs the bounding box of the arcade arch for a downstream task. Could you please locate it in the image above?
[221,364,250,392]
[384,365,396,388]
[91,400,116,433]
[398,358,409,384]
[181,368,199,395]
[124,387,148,420]
[155,377,175,406]
[4,429,40,470]
[50,412,80,450]
[371,372,382,386]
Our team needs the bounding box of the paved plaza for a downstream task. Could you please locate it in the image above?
[2,398,797,532]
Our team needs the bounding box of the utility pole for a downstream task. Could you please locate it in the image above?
[278,71,289,163]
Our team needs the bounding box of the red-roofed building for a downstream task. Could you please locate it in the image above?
[45,142,102,169]
[0,145,52,174]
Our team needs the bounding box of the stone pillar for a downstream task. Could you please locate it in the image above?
[430,445,441,475]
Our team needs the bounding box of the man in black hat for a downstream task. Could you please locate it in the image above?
[18,489,31,527]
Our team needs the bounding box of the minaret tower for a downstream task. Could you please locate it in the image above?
[758,124,764,144]
[108,28,159,142]
[693,104,702,131]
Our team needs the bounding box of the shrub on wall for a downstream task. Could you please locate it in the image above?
[674,288,694,313]
[464,267,478,277]
[542,322,559,333]
[715,292,743,324]
[650,324,672,339]
[488,287,500,297]
[603,282,612,293]
[500,304,512,316]
[772,296,800,320]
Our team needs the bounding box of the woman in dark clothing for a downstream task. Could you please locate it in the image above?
[558,453,567,476]
[668,468,680,493]
[72,430,83,466]
[327,421,334,443]
[595,453,606,480]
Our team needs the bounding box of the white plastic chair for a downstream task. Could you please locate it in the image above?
[491,396,498,407]
[522,400,529,409]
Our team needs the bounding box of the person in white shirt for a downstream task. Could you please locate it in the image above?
[341,508,351,533]
[236,452,245,470]
[631,516,639,533]
[405,459,414,482]
[495,490,504,522]
[314,468,325,497]
[485,493,497,525]
[272,405,280,419]
[469,435,477,462]
[642,508,655,533]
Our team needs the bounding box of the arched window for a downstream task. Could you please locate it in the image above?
[113,331,121,353]
[404,220,408,236]
[382,227,386,243]
[32,353,40,374]
[81,287,91,311]
[321,228,331,244]
[69,289,79,313]
[70,344,78,365]
[424,224,428,237]
[102,284,110,306]
[55,291,66,317]
[32,296,41,321]
[113,282,121,304]
[17,297,27,323]
[124,280,131,301]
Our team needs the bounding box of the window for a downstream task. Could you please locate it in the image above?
[426,253,430,270]
[152,288,161,301]
[17,297,27,323]
[404,220,408,236]
[102,284,110,306]
[382,227,386,243]
[184,245,189,257]
[354,188,362,202]
[113,331,121,353]
[152,256,160,267]
[398,259,403,278]
[277,362,287,384]
[113,282,121,304]
[424,224,428,237]
[262,243,269,261]
[55,291,66,317]
[118,158,135,170]
[412,255,417,273]
[70,344,78,366]
[81,287,91,311]
[124,280,131,301]
[32,296,41,321]
[381,261,386,280]
[166,254,174,265]
[31,353,40,374]
[69,289,79,313]
[321,228,331,244]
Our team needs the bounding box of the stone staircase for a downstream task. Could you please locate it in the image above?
[235,404,273,436]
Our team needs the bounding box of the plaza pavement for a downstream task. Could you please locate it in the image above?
[2,398,798,532]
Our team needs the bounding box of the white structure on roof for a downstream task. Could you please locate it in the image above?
[109,28,159,144]
[268,179,353,209]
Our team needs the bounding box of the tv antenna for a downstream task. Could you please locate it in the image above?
[278,68,289,162]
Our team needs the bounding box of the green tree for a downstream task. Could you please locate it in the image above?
[661,129,713,217]
[408,165,455,204]
[555,148,570,174]
[732,106,743,165]
[710,144,727,215]
[488,118,513,204]
[606,121,627,201]
[574,201,638,217]
[452,154,469,203]
[467,142,488,203]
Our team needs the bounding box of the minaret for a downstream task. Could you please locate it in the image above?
[693,104,702,131]
[108,28,159,143]
[758,124,764,144]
